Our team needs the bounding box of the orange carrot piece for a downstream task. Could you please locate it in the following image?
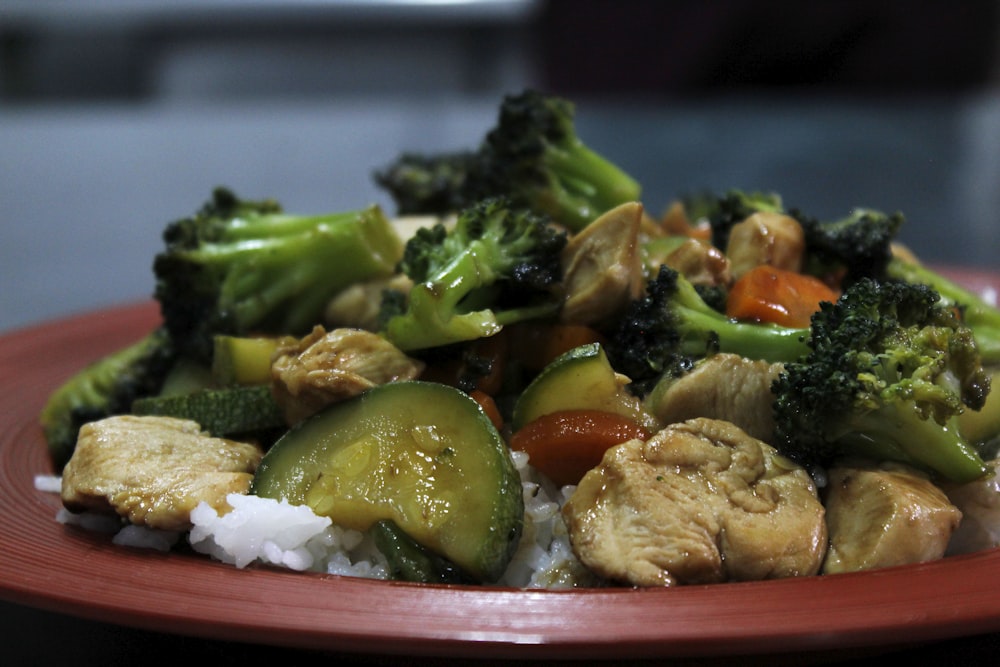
[470,389,504,432]
[727,265,840,328]
[510,409,651,487]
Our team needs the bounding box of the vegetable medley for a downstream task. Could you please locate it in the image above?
[41,90,1000,587]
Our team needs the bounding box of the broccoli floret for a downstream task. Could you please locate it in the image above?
[795,207,905,286]
[681,189,784,251]
[374,90,641,232]
[604,266,812,395]
[380,197,567,351]
[469,90,641,231]
[39,327,177,469]
[772,278,991,483]
[153,187,403,362]
[887,257,1000,365]
[373,151,480,215]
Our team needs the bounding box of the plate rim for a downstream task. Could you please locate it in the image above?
[2,267,999,661]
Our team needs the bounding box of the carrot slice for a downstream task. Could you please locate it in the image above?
[510,409,651,487]
[727,264,839,328]
[470,389,504,432]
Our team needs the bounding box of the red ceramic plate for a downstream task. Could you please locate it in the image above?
[2,268,1000,663]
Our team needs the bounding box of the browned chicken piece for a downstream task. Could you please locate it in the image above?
[563,417,826,587]
[726,211,805,279]
[662,238,732,287]
[643,353,784,442]
[271,325,424,424]
[822,462,962,574]
[324,273,414,332]
[61,415,263,532]
[560,201,645,325]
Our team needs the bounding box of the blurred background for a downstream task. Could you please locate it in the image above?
[2,0,999,333]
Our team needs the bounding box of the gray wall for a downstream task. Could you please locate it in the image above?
[2,1,998,333]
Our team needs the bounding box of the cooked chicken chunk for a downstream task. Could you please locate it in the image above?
[271,326,424,424]
[563,418,826,586]
[662,238,731,287]
[644,353,784,442]
[942,460,1000,555]
[61,415,263,532]
[726,211,805,279]
[560,201,645,325]
[822,462,962,574]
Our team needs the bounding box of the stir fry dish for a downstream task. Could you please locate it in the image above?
[38,90,1000,588]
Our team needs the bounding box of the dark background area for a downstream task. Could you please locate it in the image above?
[4,1,999,101]
[538,0,1000,95]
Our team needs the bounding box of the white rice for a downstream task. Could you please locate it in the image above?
[33,474,62,494]
[496,451,600,588]
[188,493,390,578]
[113,524,180,551]
[55,506,123,534]
[184,450,593,586]
[41,451,592,586]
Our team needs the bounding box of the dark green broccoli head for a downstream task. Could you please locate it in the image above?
[381,197,567,351]
[373,90,641,231]
[154,188,280,359]
[794,207,905,285]
[887,256,1000,365]
[772,278,991,482]
[373,151,481,215]
[468,90,641,231]
[161,187,283,248]
[399,197,566,290]
[398,222,453,282]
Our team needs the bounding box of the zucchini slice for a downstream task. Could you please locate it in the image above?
[250,380,523,583]
[511,342,653,431]
[131,384,285,435]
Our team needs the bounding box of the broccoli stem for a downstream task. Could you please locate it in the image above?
[678,307,811,363]
[543,142,641,229]
[670,270,810,363]
[835,403,988,483]
[386,285,499,351]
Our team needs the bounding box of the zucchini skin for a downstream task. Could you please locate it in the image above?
[131,384,285,436]
[371,520,473,584]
